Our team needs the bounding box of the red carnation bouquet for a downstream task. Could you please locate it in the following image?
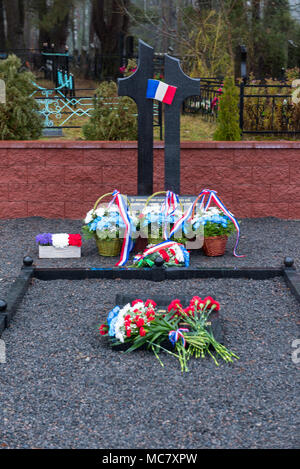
[99,296,238,372]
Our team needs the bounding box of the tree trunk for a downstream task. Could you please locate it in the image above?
[0,1,6,48]
[38,0,71,50]
[3,0,25,50]
[92,0,130,80]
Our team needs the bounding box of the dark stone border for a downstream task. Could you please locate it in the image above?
[34,266,283,281]
[0,256,299,339]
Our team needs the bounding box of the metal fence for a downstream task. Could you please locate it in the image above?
[239,83,300,135]
[183,79,300,136]
[33,86,163,138]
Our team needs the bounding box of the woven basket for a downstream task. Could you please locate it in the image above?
[95,237,122,257]
[203,235,228,257]
[144,191,185,245]
[92,191,127,257]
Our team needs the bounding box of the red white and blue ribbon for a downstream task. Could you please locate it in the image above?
[168,328,189,347]
[161,191,179,240]
[134,240,182,263]
[108,189,133,267]
[170,189,245,258]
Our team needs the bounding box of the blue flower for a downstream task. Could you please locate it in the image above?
[180,245,190,267]
[108,316,118,337]
[107,306,120,325]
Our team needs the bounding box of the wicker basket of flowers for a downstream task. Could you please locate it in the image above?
[139,191,186,246]
[82,192,135,257]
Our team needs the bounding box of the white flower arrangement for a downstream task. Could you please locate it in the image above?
[83,204,138,241]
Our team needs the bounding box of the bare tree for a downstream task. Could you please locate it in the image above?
[3,0,25,49]
[91,0,130,78]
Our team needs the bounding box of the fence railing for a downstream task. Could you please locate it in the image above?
[34,88,163,137]
[183,80,300,136]
[239,83,300,135]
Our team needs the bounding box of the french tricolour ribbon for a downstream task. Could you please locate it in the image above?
[108,190,133,267]
[162,191,179,240]
[134,240,181,264]
[146,79,177,105]
[170,189,245,258]
[168,328,189,347]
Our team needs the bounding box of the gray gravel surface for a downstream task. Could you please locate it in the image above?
[0,218,299,281]
[0,277,299,449]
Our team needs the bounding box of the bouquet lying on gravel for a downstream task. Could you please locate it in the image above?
[35,233,82,247]
[99,296,238,372]
[131,241,190,268]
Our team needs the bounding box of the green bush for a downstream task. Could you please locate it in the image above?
[0,55,43,140]
[83,81,138,140]
[213,76,241,141]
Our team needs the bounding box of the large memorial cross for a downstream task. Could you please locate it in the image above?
[118,40,154,195]
[164,55,200,193]
[118,39,200,195]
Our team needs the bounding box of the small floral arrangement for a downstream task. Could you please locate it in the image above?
[82,205,138,241]
[99,296,238,372]
[140,204,185,241]
[35,233,82,248]
[183,207,236,238]
[131,242,190,268]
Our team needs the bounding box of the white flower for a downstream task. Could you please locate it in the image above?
[95,207,105,217]
[173,244,184,262]
[206,207,221,216]
[84,209,94,224]
[114,303,131,343]
[52,233,69,248]
[132,301,145,311]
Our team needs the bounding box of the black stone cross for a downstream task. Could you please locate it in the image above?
[118,40,200,195]
[118,40,154,195]
[164,55,200,193]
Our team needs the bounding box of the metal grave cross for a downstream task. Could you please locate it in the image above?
[118,39,200,195]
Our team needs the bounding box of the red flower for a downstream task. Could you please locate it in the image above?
[132,299,143,307]
[68,234,82,247]
[184,306,195,316]
[174,259,179,264]
[99,324,109,336]
[126,329,131,337]
[169,248,176,256]
[124,314,131,321]
[167,299,182,313]
[146,308,155,318]
[139,327,146,337]
[147,315,155,322]
[190,296,202,307]
[159,250,170,262]
[136,318,145,328]
[145,299,157,308]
